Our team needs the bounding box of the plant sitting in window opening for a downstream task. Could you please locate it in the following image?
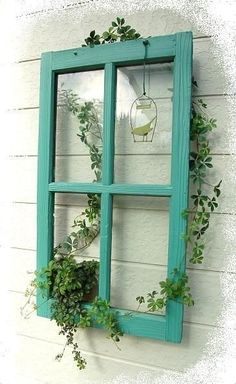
[21,88,123,370]
[22,18,221,370]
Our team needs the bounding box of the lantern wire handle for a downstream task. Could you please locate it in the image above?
[129,39,157,142]
[142,40,149,96]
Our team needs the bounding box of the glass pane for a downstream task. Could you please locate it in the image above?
[54,193,100,302]
[110,196,169,314]
[55,70,104,183]
[114,63,173,185]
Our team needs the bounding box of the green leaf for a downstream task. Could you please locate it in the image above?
[102,31,110,39]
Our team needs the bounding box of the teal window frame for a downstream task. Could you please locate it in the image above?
[37,32,193,343]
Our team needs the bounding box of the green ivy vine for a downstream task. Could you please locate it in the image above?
[136,84,222,312]
[22,17,221,370]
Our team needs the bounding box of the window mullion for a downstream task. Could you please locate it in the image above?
[99,63,116,300]
[102,63,116,185]
[99,193,113,300]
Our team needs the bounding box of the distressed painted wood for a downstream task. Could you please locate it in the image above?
[98,63,116,300]
[102,63,116,185]
[51,35,175,72]
[165,32,192,341]
[48,182,173,196]
[37,31,193,341]
[99,193,113,300]
[37,52,56,317]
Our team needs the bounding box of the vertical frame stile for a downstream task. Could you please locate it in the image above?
[166,32,193,341]
[99,63,116,300]
[37,52,56,317]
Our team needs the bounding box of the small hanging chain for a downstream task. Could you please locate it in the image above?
[142,40,149,96]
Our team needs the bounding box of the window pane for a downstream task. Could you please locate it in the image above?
[54,193,100,301]
[114,63,173,185]
[110,196,169,314]
[55,70,104,183]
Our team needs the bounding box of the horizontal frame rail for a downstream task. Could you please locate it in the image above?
[50,35,176,72]
[49,182,173,196]
[42,299,167,341]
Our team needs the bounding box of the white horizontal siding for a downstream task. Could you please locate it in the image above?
[7,96,233,157]
[9,246,223,327]
[5,38,226,111]
[9,290,222,374]
[10,155,236,215]
[0,8,206,64]
[4,6,235,383]
[9,332,168,384]
[10,201,235,271]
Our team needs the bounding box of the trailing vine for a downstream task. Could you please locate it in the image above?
[22,18,221,370]
[55,91,102,257]
[22,86,123,369]
[136,84,222,312]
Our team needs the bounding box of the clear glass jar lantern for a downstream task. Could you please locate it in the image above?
[130,93,157,142]
[129,40,157,143]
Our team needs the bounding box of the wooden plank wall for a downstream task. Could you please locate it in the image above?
[3,6,235,384]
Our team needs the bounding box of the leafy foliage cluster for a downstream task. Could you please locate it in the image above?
[22,85,122,369]
[186,95,222,264]
[82,17,141,47]
[136,85,221,312]
[136,269,193,312]
[55,91,103,259]
[23,18,221,370]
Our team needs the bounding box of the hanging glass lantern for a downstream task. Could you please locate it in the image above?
[130,94,157,142]
[130,40,157,142]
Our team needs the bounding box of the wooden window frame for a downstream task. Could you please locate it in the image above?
[37,32,193,342]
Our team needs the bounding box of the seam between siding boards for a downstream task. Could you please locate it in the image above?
[11,202,236,216]
[10,152,236,158]
[8,251,236,274]
[12,333,183,372]
[7,94,235,112]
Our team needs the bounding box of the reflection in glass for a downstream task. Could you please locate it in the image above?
[110,196,169,314]
[114,63,173,185]
[54,193,100,262]
[55,70,104,183]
